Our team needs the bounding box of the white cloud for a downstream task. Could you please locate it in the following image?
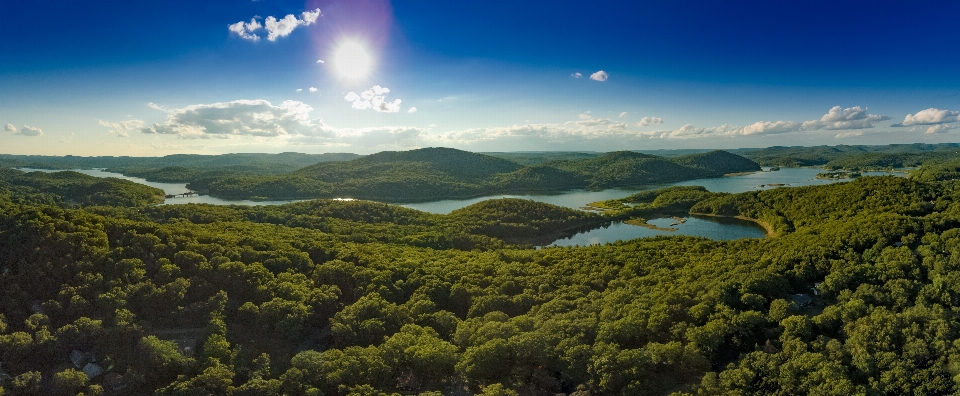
[408,107,417,113]
[619,112,628,118]
[636,117,663,127]
[801,106,889,130]
[564,114,627,130]
[19,125,43,136]
[229,8,320,42]
[834,131,863,139]
[300,8,321,23]
[740,120,801,135]
[99,119,145,137]
[140,99,322,139]
[590,70,608,81]
[926,124,957,134]
[309,87,318,93]
[571,72,583,78]
[296,88,303,92]
[228,18,262,41]
[897,108,960,126]
[5,123,16,133]
[316,59,324,64]
[651,124,741,139]
[344,85,401,113]
[648,106,888,140]
[147,102,166,111]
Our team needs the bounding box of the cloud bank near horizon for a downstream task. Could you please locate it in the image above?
[98,100,957,153]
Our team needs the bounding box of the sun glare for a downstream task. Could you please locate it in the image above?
[332,41,372,79]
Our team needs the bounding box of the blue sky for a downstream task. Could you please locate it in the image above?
[3,0,960,155]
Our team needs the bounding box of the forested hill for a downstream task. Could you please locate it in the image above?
[0,152,360,183]
[733,143,960,169]
[190,148,760,201]
[295,147,524,183]
[10,159,960,394]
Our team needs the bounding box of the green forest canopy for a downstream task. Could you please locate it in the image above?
[4,148,960,394]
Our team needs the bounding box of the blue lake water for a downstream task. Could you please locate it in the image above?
[403,167,904,213]
[17,168,307,206]
[549,216,768,247]
[17,166,905,243]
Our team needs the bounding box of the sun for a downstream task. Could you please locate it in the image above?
[332,41,372,80]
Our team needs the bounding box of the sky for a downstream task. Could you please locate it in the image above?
[3,0,960,156]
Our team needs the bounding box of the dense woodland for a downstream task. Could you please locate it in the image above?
[185,148,760,202]
[0,153,359,184]
[4,147,960,395]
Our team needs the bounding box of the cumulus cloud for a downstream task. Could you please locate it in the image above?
[895,108,960,127]
[296,88,303,92]
[147,102,166,111]
[228,18,262,41]
[309,87,318,93]
[801,106,889,130]
[926,124,957,134]
[19,125,43,136]
[619,112,628,118]
[740,120,801,135]
[636,117,663,127]
[99,119,145,137]
[140,99,321,139]
[316,59,324,64]
[571,72,583,78]
[344,85,401,113]
[5,123,16,133]
[590,70,608,81]
[229,9,320,41]
[408,107,417,113]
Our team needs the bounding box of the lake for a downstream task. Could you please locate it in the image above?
[402,167,904,213]
[16,166,904,244]
[17,168,307,206]
[548,216,768,247]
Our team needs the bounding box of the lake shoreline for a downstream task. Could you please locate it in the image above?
[690,213,776,237]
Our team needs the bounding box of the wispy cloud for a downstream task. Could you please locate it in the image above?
[229,9,321,42]
[571,72,583,78]
[309,87,318,93]
[834,131,863,139]
[408,107,417,113]
[344,85,402,113]
[564,113,627,130]
[99,119,145,137]
[316,59,324,64]
[619,112,628,118]
[650,106,889,139]
[4,123,16,133]
[296,88,303,92]
[636,117,663,127]
[590,70,608,81]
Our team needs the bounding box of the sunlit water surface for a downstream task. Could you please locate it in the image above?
[17,167,904,243]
